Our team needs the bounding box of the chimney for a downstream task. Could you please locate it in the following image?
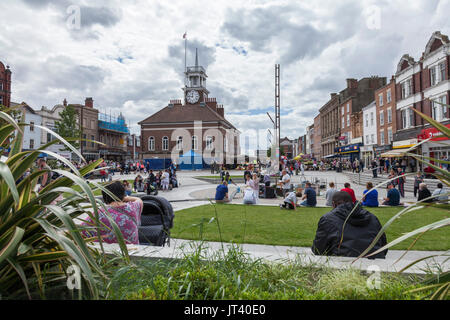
[85,97,93,108]
[330,93,337,98]
[63,98,67,107]
[346,78,358,89]
[216,104,224,117]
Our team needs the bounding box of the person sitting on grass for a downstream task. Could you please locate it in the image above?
[432,183,448,203]
[417,183,433,203]
[382,183,401,206]
[362,182,379,207]
[81,181,143,245]
[341,182,357,204]
[325,182,338,206]
[280,190,302,210]
[311,191,387,259]
[215,180,230,203]
[300,182,317,207]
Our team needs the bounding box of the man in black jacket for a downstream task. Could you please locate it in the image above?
[311,191,388,259]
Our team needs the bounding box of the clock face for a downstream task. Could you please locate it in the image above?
[186,90,200,104]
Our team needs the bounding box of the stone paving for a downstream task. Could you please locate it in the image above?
[85,169,449,274]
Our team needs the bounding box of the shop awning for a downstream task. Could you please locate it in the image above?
[380,146,418,157]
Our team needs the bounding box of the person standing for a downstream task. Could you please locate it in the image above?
[396,167,405,198]
[248,173,260,203]
[371,159,378,178]
[161,169,170,191]
[280,169,292,197]
[37,157,52,191]
[413,172,424,198]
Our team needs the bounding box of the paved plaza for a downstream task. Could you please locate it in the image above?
[88,169,449,274]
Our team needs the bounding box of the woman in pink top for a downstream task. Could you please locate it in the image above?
[81,181,144,245]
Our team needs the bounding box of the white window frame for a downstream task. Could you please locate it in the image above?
[387,108,392,124]
[346,103,350,113]
[439,62,446,83]
[346,114,350,127]
[430,66,437,86]
[206,136,213,150]
[380,131,385,145]
[371,134,375,144]
[370,112,374,126]
[176,136,183,151]
[387,89,392,103]
[365,114,368,127]
[342,116,345,128]
[192,135,198,150]
[148,136,155,151]
[378,93,383,106]
[387,128,393,144]
[379,111,384,126]
[162,136,169,151]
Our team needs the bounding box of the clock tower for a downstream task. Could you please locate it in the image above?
[183,48,209,105]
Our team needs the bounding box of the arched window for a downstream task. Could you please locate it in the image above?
[177,136,183,150]
[162,136,169,150]
[206,136,213,150]
[192,135,198,150]
[148,136,155,151]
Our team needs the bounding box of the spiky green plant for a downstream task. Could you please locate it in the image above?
[0,109,129,299]
[353,101,450,300]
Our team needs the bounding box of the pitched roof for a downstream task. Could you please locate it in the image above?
[139,103,237,130]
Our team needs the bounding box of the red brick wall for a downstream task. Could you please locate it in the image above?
[422,67,430,90]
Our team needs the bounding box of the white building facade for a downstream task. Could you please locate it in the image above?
[361,101,378,167]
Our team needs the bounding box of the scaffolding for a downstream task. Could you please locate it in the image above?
[98,112,130,134]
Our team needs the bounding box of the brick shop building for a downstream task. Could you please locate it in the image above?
[0,61,12,108]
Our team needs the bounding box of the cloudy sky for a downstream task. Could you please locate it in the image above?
[0,0,449,154]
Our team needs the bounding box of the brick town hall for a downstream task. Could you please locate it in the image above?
[139,50,241,168]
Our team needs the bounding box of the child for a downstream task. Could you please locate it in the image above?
[280,190,302,210]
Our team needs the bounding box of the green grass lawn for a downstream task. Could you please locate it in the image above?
[171,204,450,251]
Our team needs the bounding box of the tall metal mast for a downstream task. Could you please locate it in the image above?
[275,64,280,170]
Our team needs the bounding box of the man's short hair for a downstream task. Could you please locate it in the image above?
[437,183,443,188]
[305,182,311,187]
[332,191,353,206]
[329,182,335,188]
[344,182,350,188]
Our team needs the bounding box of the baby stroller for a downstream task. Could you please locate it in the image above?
[138,195,174,246]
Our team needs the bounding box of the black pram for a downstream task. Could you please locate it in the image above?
[137,195,174,246]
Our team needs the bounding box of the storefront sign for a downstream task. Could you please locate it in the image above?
[418,124,450,142]
[393,139,418,149]
[335,144,361,154]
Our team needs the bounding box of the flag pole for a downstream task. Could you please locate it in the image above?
[184,31,187,87]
